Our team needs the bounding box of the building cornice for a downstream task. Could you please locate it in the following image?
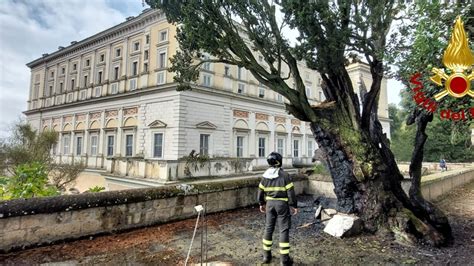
[26,9,163,69]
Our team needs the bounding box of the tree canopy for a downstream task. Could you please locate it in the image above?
[146,0,472,246]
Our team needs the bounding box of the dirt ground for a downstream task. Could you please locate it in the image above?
[1,181,473,265]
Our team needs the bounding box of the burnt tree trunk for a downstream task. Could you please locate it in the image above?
[308,66,452,247]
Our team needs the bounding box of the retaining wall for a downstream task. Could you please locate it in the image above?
[0,175,306,252]
[305,168,474,200]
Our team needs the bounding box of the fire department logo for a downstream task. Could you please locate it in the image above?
[430,17,474,101]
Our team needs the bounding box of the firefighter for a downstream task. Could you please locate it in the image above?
[258,152,298,265]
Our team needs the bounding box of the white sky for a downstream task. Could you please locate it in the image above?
[0,0,402,137]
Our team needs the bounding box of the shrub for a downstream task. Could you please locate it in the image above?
[1,162,59,200]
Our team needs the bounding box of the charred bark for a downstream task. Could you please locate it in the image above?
[407,110,452,243]
[309,101,451,246]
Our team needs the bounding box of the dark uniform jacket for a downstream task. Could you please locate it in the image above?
[257,168,297,208]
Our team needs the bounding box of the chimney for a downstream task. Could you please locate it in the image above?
[58,46,64,50]
[70,41,77,45]
[42,53,49,57]
[126,16,134,21]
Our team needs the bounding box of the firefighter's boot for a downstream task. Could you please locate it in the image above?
[280,254,293,266]
[262,251,272,264]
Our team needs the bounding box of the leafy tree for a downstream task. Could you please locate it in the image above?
[0,122,84,199]
[145,0,470,245]
[390,102,473,163]
[1,162,59,200]
[388,1,472,232]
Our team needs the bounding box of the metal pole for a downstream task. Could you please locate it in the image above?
[200,207,204,266]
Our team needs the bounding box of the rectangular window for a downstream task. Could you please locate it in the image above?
[238,67,242,80]
[94,87,101,97]
[107,135,114,156]
[76,136,83,156]
[153,133,163,158]
[224,66,230,77]
[63,135,70,154]
[83,75,88,87]
[50,71,54,78]
[277,94,283,102]
[306,87,311,97]
[132,61,138,76]
[61,67,65,74]
[129,78,137,90]
[71,79,75,90]
[98,71,103,84]
[203,74,211,87]
[47,86,52,97]
[145,34,150,44]
[144,63,148,72]
[202,55,210,71]
[319,91,323,101]
[277,138,284,155]
[159,30,168,42]
[293,139,299,158]
[258,87,265,98]
[236,136,244,157]
[80,91,86,100]
[114,66,119,80]
[159,51,166,68]
[144,50,149,60]
[157,71,165,85]
[133,42,140,51]
[200,134,210,155]
[308,140,313,157]
[125,134,133,156]
[100,54,105,62]
[111,83,118,94]
[258,137,265,157]
[73,63,77,71]
[59,82,63,93]
[238,83,245,94]
[90,135,98,156]
[86,59,90,66]
[116,48,121,57]
[67,93,73,102]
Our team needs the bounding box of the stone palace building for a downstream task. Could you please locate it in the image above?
[25,8,390,183]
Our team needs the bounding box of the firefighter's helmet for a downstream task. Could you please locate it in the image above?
[267,152,282,167]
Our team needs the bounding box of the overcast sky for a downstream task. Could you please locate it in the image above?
[0,0,403,138]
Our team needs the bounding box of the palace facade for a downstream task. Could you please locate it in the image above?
[25,9,390,182]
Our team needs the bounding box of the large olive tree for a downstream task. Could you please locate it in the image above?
[146,0,465,246]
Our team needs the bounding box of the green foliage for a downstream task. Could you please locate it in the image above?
[389,104,473,162]
[312,163,329,175]
[1,162,59,200]
[0,121,84,199]
[87,186,106,193]
[180,153,210,177]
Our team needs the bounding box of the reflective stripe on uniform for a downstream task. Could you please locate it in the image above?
[262,239,273,245]
[279,242,290,248]
[266,196,288,201]
[285,183,294,190]
[280,249,290,254]
[259,183,265,190]
[263,187,286,192]
[263,245,272,251]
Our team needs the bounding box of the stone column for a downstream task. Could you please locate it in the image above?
[116,108,124,156]
[249,112,256,157]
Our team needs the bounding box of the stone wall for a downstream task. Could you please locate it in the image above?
[108,157,255,181]
[0,175,306,252]
[305,168,474,200]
